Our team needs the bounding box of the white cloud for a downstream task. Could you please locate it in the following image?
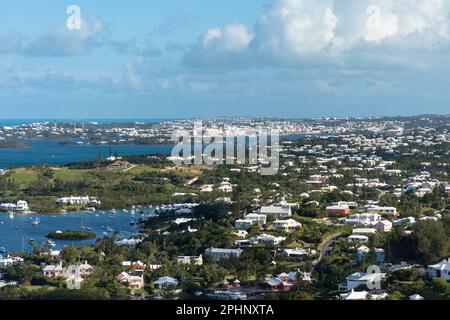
[0,18,105,57]
[201,24,253,52]
[25,18,104,56]
[253,0,338,57]
[185,0,450,68]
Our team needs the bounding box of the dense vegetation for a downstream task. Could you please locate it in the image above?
[47,230,97,241]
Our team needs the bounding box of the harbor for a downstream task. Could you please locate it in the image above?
[0,207,157,253]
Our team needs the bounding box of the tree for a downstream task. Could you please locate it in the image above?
[413,221,449,265]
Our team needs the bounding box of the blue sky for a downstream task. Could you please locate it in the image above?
[1,0,450,119]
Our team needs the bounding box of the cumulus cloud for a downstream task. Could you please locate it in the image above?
[201,24,254,52]
[183,23,254,69]
[0,18,105,57]
[184,0,450,68]
[25,18,104,56]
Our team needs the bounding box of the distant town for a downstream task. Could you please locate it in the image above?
[0,115,449,301]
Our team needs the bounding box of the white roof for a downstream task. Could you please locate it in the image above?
[429,258,450,271]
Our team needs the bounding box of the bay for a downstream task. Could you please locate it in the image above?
[0,139,173,168]
[0,209,155,253]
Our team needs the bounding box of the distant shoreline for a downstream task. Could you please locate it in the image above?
[0,141,29,149]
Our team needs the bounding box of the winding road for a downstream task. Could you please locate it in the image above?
[312,232,344,267]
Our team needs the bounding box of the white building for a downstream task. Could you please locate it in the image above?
[340,289,389,300]
[374,220,393,233]
[0,255,24,267]
[427,258,450,281]
[345,214,382,227]
[352,228,377,236]
[254,233,286,246]
[177,255,203,266]
[0,200,29,212]
[348,235,369,243]
[341,272,386,291]
[272,219,302,233]
[205,248,242,260]
[56,196,100,206]
[244,213,267,226]
[282,248,309,258]
[365,205,398,216]
[259,205,292,218]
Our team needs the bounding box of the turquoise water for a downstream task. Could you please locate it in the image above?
[0,209,155,254]
[0,139,173,168]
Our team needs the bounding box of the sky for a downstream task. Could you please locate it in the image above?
[1,0,450,119]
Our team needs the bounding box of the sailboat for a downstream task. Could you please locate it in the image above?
[8,211,14,219]
[80,217,92,231]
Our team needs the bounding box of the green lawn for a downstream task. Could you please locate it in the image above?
[8,168,40,184]
[8,167,91,186]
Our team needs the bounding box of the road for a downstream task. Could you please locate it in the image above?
[312,232,344,267]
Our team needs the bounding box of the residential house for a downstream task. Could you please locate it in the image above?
[266,271,312,292]
[365,205,398,217]
[340,272,386,291]
[56,196,100,206]
[205,248,243,261]
[326,204,350,215]
[427,258,450,281]
[340,289,389,300]
[259,205,292,218]
[177,255,203,266]
[374,220,393,233]
[266,272,297,292]
[348,235,369,243]
[132,261,147,272]
[254,233,286,246]
[0,200,29,212]
[66,261,94,279]
[0,255,24,267]
[332,201,358,210]
[243,213,267,226]
[345,214,382,227]
[43,262,65,278]
[409,294,425,300]
[154,276,179,289]
[352,228,377,236]
[117,272,144,290]
[272,219,302,233]
[281,248,309,258]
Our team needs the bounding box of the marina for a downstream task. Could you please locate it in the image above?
[0,208,157,253]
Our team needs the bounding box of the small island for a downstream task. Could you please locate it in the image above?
[0,141,29,148]
[47,230,97,241]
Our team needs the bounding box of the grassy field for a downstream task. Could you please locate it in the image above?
[8,167,91,185]
[52,168,91,181]
[8,168,40,184]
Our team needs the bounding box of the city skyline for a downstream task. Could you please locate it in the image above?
[2,0,450,119]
